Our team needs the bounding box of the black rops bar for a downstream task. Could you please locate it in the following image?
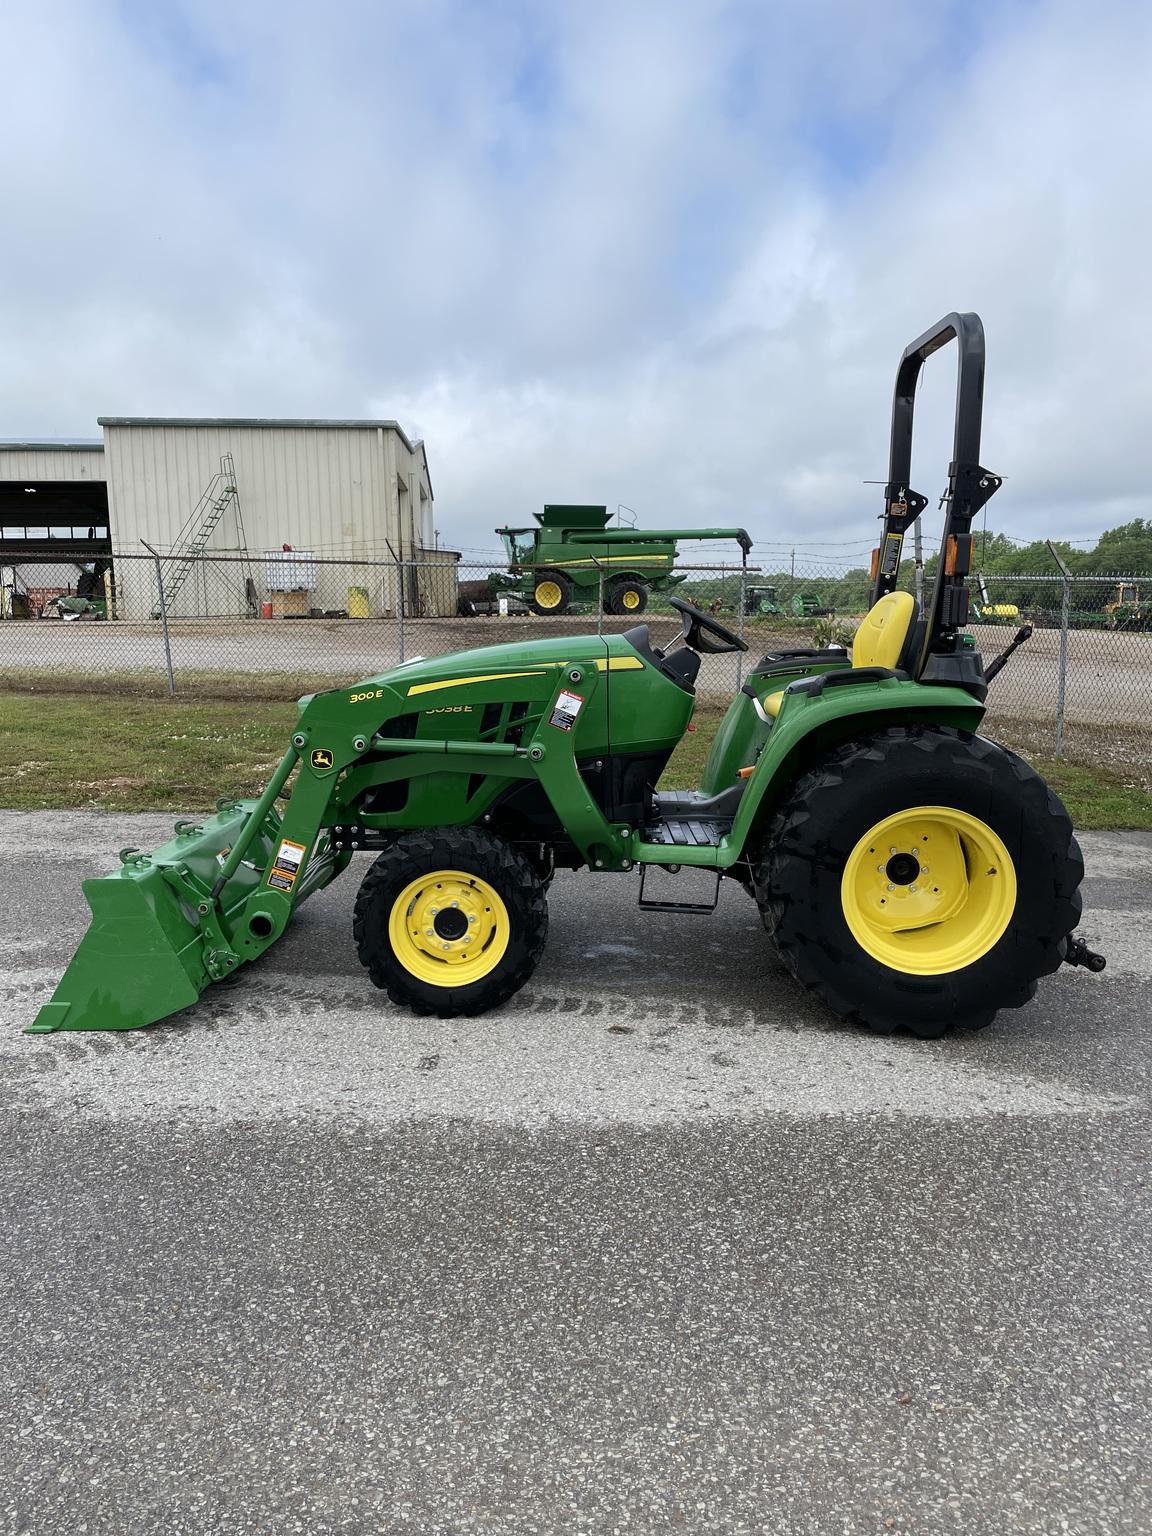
[870,311,1003,690]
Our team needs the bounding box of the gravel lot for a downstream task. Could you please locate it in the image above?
[2,813,1150,1533]
[2,613,1151,730]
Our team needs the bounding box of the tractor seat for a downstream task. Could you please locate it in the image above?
[851,590,921,672]
[757,592,921,721]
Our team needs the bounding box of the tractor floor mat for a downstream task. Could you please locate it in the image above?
[642,817,731,848]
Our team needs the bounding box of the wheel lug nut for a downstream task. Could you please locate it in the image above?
[877,864,885,873]
[887,883,895,891]
[429,906,438,915]
[442,943,450,951]
[909,884,918,893]
[425,928,434,937]
[468,914,477,924]
[889,846,897,854]
[450,900,459,908]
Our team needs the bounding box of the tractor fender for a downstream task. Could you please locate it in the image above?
[728,678,985,854]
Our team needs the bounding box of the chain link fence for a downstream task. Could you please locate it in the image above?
[2,547,1149,784]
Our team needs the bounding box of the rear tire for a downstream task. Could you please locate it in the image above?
[528,571,572,616]
[756,727,1083,1038]
[607,577,648,615]
[354,829,548,1017]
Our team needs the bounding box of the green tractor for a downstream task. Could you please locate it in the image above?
[495,504,752,616]
[742,583,783,617]
[31,314,1103,1043]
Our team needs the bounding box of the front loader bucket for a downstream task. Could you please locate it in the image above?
[27,797,287,1034]
[29,870,208,1033]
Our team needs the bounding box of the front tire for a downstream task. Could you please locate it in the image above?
[756,728,1083,1038]
[528,571,572,616]
[353,829,549,1017]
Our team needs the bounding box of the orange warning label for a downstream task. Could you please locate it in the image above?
[267,838,307,893]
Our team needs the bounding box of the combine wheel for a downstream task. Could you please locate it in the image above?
[529,571,572,616]
[606,577,648,615]
[353,829,549,1017]
[756,727,1084,1038]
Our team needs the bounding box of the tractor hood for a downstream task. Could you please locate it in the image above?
[341,631,614,702]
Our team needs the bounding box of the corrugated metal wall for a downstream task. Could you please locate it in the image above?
[101,424,395,557]
[0,447,106,482]
[97,422,440,620]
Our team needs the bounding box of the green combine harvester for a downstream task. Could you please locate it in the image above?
[494,505,752,615]
[31,313,1104,1042]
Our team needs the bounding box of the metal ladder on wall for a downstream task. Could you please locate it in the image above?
[152,454,256,616]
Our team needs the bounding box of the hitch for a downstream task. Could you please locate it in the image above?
[1063,936,1107,973]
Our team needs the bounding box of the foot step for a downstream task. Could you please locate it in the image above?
[642,817,731,849]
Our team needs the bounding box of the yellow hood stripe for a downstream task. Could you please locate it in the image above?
[407,656,643,697]
[407,670,546,697]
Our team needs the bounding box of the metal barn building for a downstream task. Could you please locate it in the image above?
[0,418,453,621]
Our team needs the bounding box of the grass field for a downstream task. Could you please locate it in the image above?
[2,690,1150,828]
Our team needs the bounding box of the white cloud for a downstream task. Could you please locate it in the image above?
[2,0,1150,549]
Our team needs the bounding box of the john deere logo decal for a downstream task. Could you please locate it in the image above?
[310,748,335,771]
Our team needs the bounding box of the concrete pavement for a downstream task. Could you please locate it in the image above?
[2,814,1150,1534]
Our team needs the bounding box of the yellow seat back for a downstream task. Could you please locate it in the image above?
[852,591,917,671]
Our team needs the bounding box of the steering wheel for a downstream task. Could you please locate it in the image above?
[668,596,748,655]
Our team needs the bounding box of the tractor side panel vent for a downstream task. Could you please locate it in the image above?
[387,712,419,739]
[505,700,532,748]
[358,711,418,814]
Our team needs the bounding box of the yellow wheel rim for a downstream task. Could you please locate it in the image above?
[535,580,563,610]
[388,870,511,987]
[622,588,641,610]
[841,806,1016,975]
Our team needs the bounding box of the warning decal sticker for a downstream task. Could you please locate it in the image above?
[266,838,308,893]
[549,690,585,732]
[881,532,904,576]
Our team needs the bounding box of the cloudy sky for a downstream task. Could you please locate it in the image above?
[3,0,1150,552]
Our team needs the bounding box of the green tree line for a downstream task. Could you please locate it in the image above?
[676,519,1152,618]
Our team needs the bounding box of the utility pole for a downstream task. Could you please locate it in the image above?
[913,519,924,606]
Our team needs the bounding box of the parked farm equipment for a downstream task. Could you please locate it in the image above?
[31,313,1103,1043]
[493,504,752,616]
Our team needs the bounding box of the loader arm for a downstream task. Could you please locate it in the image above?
[28,657,637,1033]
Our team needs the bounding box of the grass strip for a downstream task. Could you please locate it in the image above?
[3,691,1150,828]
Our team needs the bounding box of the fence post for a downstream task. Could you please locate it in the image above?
[140,540,176,697]
[1055,573,1070,758]
[387,543,406,664]
[1046,541,1071,759]
[596,559,605,638]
